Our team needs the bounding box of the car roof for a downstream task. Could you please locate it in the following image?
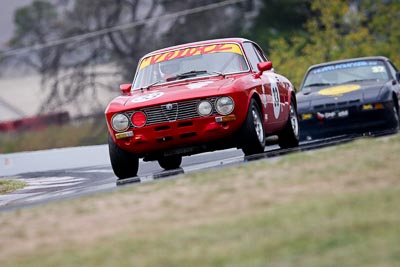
[144,38,252,56]
[307,56,390,72]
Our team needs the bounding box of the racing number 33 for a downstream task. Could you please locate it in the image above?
[271,82,280,119]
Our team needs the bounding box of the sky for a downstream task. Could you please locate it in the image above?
[0,0,33,49]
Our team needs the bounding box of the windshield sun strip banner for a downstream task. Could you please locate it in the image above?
[311,60,382,74]
[139,43,243,70]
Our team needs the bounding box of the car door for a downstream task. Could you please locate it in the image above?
[387,60,400,107]
[243,42,286,131]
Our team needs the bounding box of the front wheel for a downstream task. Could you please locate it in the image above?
[240,99,266,156]
[108,135,139,179]
[158,155,182,170]
[278,99,299,149]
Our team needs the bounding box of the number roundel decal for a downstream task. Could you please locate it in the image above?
[270,77,280,119]
[131,91,164,103]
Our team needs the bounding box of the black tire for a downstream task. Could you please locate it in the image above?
[240,99,266,156]
[108,135,139,179]
[278,98,299,149]
[392,103,399,131]
[158,155,182,170]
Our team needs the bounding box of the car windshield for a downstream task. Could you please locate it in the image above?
[301,60,390,92]
[132,43,249,90]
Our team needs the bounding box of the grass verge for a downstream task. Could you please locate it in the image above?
[0,119,108,153]
[0,134,399,267]
[0,179,26,194]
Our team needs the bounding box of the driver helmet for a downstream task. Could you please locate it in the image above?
[323,71,338,83]
[159,60,180,78]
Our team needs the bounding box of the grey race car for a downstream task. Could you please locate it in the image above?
[296,56,400,140]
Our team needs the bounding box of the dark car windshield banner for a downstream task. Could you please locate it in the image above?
[312,60,384,74]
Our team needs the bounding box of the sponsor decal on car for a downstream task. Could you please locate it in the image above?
[311,60,381,74]
[318,84,361,96]
[317,110,349,120]
[371,66,386,73]
[261,84,267,109]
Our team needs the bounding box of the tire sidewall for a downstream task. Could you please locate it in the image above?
[241,99,266,155]
[289,101,300,140]
[158,155,182,170]
[108,135,139,179]
[393,104,400,130]
[278,98,299,148]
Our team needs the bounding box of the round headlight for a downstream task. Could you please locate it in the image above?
[215,96,234,115]
[111,113,130,132]
[197,101,213,116]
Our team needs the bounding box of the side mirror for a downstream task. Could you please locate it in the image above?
[120,84,132,95]
[254,61,273,78]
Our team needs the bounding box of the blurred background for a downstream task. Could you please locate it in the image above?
[0,0,398,153]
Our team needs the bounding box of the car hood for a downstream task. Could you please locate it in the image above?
[296,80,388,108]
[119,77,235,108]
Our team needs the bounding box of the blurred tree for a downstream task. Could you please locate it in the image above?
[10,0,60,55]
[6,0,250,115]
[243,0,312,52]
[268,0,400,88]
[7,0,400,111]
[9,1,64,88]
[359,0,400,64]
[159,0,245,46]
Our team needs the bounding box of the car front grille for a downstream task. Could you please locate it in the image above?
[126,98,218,127]
[313,99,360,111]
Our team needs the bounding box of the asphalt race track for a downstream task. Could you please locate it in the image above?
[0,147,246,211]
[0,133,393,212]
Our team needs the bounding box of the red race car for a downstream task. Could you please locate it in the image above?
[105,38,299,179]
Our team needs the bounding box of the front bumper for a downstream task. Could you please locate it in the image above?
[298,101,398,140]
[108,114,241,157]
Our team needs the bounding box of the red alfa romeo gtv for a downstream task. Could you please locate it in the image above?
[105,38,299,179]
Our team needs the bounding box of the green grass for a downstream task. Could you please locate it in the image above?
[0,134,399,267]
[0,179,26,194]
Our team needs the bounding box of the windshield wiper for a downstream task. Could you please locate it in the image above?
[344,78,379,83]
[301,88,312,95]
[140,80,162,92]
[303,82,335,87]
[208,71,226,77]
[166,70,208,82]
